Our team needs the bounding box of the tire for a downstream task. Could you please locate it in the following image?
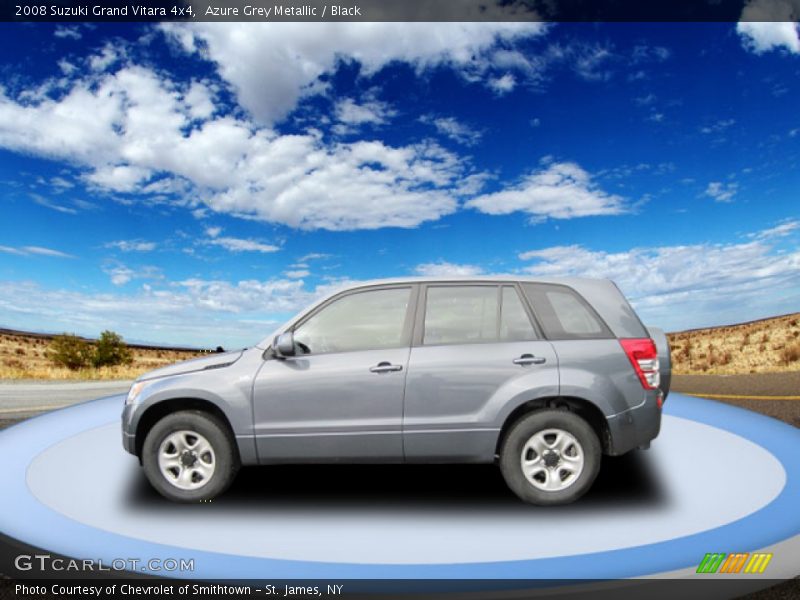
[141,410,240,503]
[499,409,601,506]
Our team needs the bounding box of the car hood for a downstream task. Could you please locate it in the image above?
[136,349,245,382]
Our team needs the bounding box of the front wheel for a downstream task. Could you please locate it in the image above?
[499,410,601,506]
[141,410,240,502]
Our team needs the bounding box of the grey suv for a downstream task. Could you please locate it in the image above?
[122,277,670,505]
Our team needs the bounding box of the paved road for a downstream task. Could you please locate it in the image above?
[673,371,800,398]
[0,380,131,418]
[672,373,800,429]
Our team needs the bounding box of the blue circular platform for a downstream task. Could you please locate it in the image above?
[1,393,799,580]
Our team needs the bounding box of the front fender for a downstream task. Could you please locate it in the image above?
[128,347,263,436]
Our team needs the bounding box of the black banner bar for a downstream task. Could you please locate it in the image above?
[2,0,800,23]
[2,577,799,600]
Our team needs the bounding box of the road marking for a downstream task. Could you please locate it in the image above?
[0,404,72,415]
[683,393,800,401]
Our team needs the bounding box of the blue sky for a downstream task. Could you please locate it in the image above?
[0,22,798,348]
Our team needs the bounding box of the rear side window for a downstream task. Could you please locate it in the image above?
[423,286,498,345]
[522,283,612,340]
[500,286,537,341]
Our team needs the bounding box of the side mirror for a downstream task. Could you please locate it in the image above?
[274,332,296,357]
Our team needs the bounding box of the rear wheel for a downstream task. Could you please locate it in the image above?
[499,409,601,506]
[142,410,239,502]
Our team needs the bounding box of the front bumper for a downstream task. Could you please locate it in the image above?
[121,403,139,456]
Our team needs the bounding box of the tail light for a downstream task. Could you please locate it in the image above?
[620,338,660,390]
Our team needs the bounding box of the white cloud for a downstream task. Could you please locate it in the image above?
[84,164,152,192]
[206,237,280,253]
[414,262,485,277]
[25,247,74,258]
[0,245,74,258]
[634,93,656,106]
[466,161,627,221]
[333,97,395,131]
[284,269,310,279]
[0,64,468,231]
[30,193,77,214]
[751,219,800,239]
[184,81,216,120]
[58,59,77,76]
[160,23,546,124]
[297,252,331,262]
[106,265,134,286]
[200,225,279,253]
[89,43,121,71]
[54,26,82,40]
[572,45,614,81]
[50,176,74,189]
[517,229,800,330]
[105,240,157,252]
[700,119,735,134]
[174,277,312,314]
[737,1,800,55]
[421,115,482,146]
[705,181,738,202]
[631,45,671,63]
[103,263,161,286]
[488,73,516,94]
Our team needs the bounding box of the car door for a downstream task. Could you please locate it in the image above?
[252,285,417,463]
[403,283,559,462]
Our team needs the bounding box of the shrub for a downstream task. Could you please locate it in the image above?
[92,330,133,368]
[47,334,92,370]
[14,348,25,355]
[780,342,800,365]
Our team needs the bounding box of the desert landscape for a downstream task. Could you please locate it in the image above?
[668,312,800,375]
[0,329,205,381]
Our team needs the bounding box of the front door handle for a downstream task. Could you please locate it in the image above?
[513,354,546,366]
[370,361,403,373]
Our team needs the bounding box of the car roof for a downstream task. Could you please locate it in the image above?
[339,275,612,288]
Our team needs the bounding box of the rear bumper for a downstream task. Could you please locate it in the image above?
[605,389,663,456]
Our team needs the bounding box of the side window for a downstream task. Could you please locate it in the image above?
[423,286,498,345]
[293,287,411,354]
[522,283,611,340]
[500,286,537,341]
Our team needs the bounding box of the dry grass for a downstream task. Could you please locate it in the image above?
[0,330,206,380]
[668,313,800,375]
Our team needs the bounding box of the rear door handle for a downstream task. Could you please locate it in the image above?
[370,361,403,373]
[513,354,546,366]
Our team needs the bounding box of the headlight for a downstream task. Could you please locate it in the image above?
[126,381,149,405]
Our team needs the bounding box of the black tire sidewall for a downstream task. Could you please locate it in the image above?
[141,410,239,503]
[500,410,601,506]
